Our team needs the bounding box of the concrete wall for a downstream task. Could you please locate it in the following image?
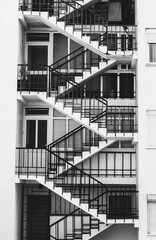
[137,0,156,239]
[0,1,18,240]
[18,22,25,64]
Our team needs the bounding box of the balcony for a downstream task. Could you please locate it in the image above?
[106,106,138,136]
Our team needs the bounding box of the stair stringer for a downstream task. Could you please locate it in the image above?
[55,140,115,176]
[25,175,107,223]
[82,223,112,240]
[17,176,139,227]
[74,60,117,86]
[37,95,107,138]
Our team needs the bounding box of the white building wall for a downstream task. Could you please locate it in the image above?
[137,0,156,239]
[0,1,18,240]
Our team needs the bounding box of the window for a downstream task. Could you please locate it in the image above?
[146,29,156,64]
[147,195,156,235]
[27,33,49,42]
[26,120,47,148]
[25,108,49,115]
[147,110,156,148]
[120,73,134,98]
[149,43,156,62]
[108,195,132,219]
[103,74,117,98]
[28,46,48,66]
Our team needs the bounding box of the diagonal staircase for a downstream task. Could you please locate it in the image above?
[48,125,115,169]
[38,66,108,137]
[50,45,116,87]
[50,208,111,240]
[19,0,108,57]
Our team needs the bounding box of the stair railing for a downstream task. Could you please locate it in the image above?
[50,45,106,73]
[19,0,108,46]
[88,186,139,221]
[48,126,106,165]
[49,68,108,130]
[58,0,107,39]
[50,208,102,240]
[46,150,107,206]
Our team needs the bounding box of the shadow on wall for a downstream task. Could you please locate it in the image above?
[91,224,137,240]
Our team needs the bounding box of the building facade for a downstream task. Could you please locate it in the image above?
[1,0,156,240]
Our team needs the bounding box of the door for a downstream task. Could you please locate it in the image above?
[26,120,47,148]
[27,195,50,240]
[27,46,48,91]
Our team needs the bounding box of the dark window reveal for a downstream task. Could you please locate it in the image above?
[27,33,49,42]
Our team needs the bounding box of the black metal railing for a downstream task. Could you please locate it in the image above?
[50,208,103,240]
[106,106,138,134]
[16,148,139,221]
[49,68,107,128]
[79,151,136,178]
[89,186,138,221]
[106,25,137,52]
[15,148,47,178]
[47,150,107,201]
[48,126,106,165]
[19,0,108,46]
[17,64,48,92]
[50,45,106,72]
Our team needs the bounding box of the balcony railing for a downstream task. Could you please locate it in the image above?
[79,151,136,178]
[50,208,102,240]
[106,106,138,134]
[16,148,138,220]
[15,148,47,178]
[105,25,137,52]
[17,64,48,93]
[89,187,138,221]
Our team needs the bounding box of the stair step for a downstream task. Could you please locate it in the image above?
[83,71,90,79]
[74,156,82,164]
[72,197,80,206]
[90,41,99,48]
[91,66,99,74]
[66,25,73,34]
[57,21,65,29]
[98,214,107,223]
[49,15,57,24]
[89,208,98,216]
[81,35,90,44]
[90,146,99,153]
[99,61,107,68]
[99,45,107,53]
[74,30,82,39]
[90,122,98,130]
[82,151,90,158]
[75,76,83,83]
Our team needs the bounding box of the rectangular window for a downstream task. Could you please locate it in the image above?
[107,34,117,51]
[147,195,156,235]
[147,111,156,148]
[26,120,36,148]
[149,43,156,62]
[26,120,47,148]
[108,195,132,219]
[27,33,49,42]
[103,74,117,98]
[38,120,47,148]
[120,73,134,98]
[25,108,49,115]
[28,46,48,67]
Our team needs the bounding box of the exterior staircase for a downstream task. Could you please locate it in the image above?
[50,208,111,240]
[19,0,109,57]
